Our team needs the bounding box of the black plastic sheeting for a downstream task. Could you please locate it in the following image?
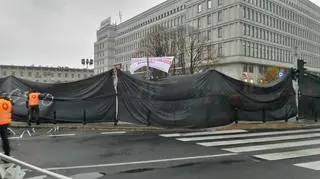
[0,71,116,123]
[117,70,297,128]
[0,69,297,128]
[300,72,320,120]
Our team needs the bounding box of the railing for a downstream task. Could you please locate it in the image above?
[0,153,71,179]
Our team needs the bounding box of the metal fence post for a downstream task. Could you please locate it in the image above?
[83,109,86,125]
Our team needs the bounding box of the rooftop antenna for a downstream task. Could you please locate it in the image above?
[119,11,122,23]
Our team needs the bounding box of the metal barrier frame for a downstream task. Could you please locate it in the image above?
[0,153,71,179]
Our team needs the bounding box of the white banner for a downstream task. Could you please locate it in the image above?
[130,56,174,74]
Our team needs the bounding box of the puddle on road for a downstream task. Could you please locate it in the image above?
[169,162,198,168]
[219,159,246,165]
[70,172,106,179]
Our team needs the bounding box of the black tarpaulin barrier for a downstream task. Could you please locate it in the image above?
[117,69,297,128]
[300,72,320,120]
[0,71,116,123]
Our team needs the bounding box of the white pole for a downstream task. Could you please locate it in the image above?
[113,68,119,121]
[0,153,71,179]
[293,46,299,119]
[146,57,150,80]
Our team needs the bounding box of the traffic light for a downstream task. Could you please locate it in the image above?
[297,59,307,84]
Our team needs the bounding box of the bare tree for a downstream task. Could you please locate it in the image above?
[139,25,173,79]
[138,25,222,77]
[183,26,221,75]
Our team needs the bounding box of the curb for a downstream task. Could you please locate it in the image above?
[9,120,320,133]
[9,123,205,133]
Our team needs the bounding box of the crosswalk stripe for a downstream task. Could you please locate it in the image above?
[197,133,320,147]
[294,161,320,170]
[159,130,247,138]
[223,139,320,153]
[177,128,320,142]
[253,148,320,161]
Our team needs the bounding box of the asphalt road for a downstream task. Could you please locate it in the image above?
[5,127,320,179]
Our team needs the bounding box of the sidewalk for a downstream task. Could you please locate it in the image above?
[9,119,320,132]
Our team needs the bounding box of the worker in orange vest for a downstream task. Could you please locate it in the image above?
[0,96,13,157]
[26,89,42,126]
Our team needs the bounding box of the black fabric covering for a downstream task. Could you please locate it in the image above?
[117,70,297,128]
[0,68,297,127]
[0,71,116,123]
[300,72,320,120]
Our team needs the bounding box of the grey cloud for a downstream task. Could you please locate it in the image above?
[0,0,165,68]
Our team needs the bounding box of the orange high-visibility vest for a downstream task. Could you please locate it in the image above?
[0,99,12,125]
[28,92,40,106]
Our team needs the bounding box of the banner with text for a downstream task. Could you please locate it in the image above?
[130,57,174,74]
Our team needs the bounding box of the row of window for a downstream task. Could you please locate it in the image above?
[243,23,320,55]
[243,64,271,74]
[116,16,184,47]
[197,10,222,28]
[242,40,293,64]
[243,0,320,32]
[95,51,105,58]
[197,0,223,13]
[95,43,105,51]
[118,5,185,36]
[0,71,89,78]
[95,59,105,66]
[243,6,320,44]
[241,40,320,68]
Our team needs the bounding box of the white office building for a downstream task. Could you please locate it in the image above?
[94,0,320,82]
[0,65,94,83]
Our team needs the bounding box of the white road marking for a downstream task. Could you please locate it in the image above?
[101,131,126,135]
[160,130,247,138]
[197,133,320,147]
[253,148,320,161]
[46,153,238,171]
[48,134,75,137]
[9,137,21,140]
[223,139,320,153]
[294,161,320,170]
[179,128,320,142]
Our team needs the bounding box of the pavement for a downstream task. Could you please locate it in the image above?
[3,122,320,179]
[9,118,320,132]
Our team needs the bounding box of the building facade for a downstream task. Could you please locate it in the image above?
[0,65,94,83]
[94,0,320,82]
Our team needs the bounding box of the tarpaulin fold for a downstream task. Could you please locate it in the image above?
[0,71,116,123]
[300,72,320,120]
[117,70,297,128]
[0,69,297,127]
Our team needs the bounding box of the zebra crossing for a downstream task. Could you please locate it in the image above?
[160,128,320,171]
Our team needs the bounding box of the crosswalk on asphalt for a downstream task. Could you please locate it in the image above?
[160,128,320,171]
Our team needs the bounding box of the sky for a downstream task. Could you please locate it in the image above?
[0,0,319,68]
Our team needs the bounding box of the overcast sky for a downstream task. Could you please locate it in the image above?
[0,0,319,68]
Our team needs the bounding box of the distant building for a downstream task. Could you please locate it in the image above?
[94,0,320,82]
[0,65,94,83]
